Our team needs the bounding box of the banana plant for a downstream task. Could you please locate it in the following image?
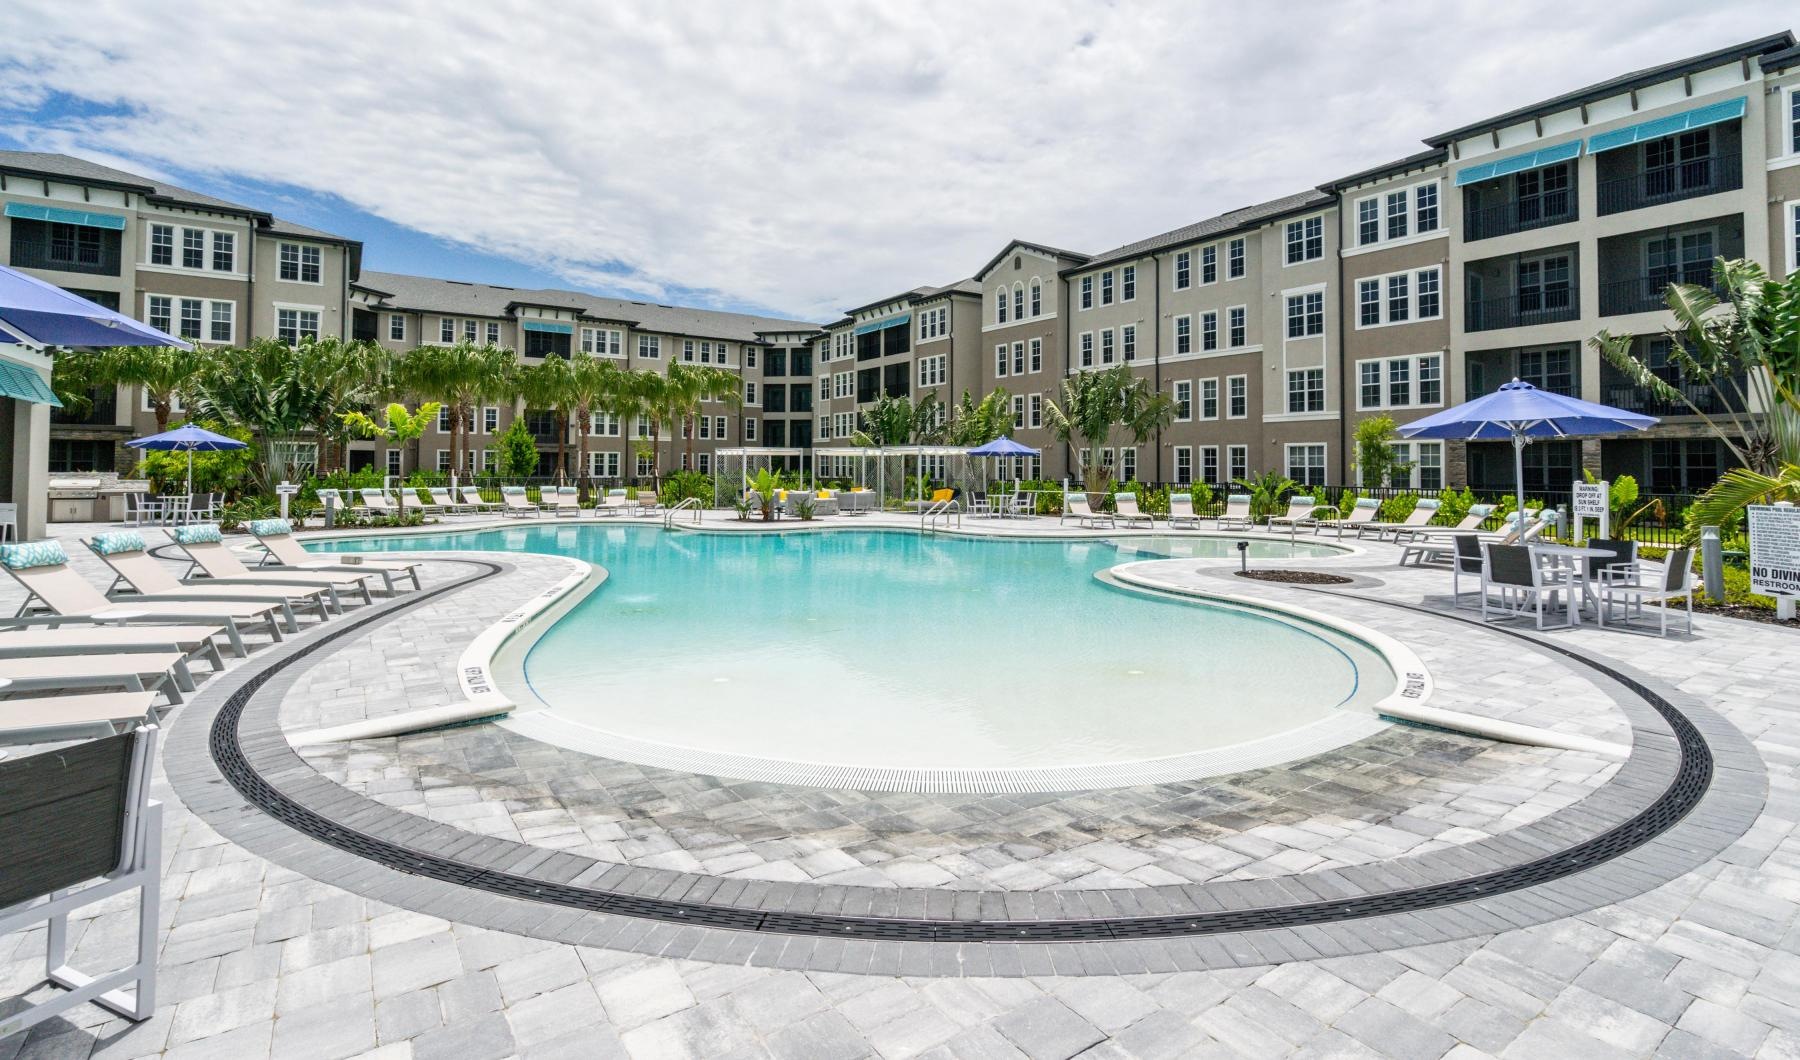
[340,401,443,450]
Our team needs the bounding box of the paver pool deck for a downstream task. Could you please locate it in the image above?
[1,513,1797,1059]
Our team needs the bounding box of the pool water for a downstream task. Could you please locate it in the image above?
[317,526,1391,784]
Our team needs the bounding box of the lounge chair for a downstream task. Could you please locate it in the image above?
[396,487,439,519]
[1167,493,1201,529]
[499,486,541,518]
[633,490,663,517]
[0,540,282,657]
[0,693,159,741]
[1398,504,1499,564]
[1357,498,1441,542]
[545,486,581,517]
[1596,546,1694,636]
[84,530,333,623]
[166,524,377,605]
[457,486,502,512]
[595,488,633,517]
[1480,542,1575,630]
[1267,495,1326,534]
[1112,493,1154,529]
[0,626,227,674]
[904,488,959,512]
[0,650,191,705]
[425,487,476,515]
[1060,493,1114,529]
[359,489,400,517]
[239,519,419,595]
[1213,494,1254,531]
[1317,498,1381,538]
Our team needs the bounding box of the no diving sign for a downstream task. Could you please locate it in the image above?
[1748,505,1800,598]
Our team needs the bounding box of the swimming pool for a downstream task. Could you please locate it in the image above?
[315,526,1393,791]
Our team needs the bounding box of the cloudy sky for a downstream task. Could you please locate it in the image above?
[0,2,1789,322]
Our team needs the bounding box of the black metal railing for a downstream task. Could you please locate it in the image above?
[1597,378,1745,418]
[1596,150,1740,216]
[1463,195,1576,241]
[1465,289,1580,332]
[1597,274,1722,316]
[8,220,123,277]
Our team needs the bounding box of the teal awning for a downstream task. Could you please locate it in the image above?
[853,313,910,336]
[3,202,127,231]
[1587,96,1747,154]
[521,320,572,334]
[0,358,62,407]
[1454,140,1582,187]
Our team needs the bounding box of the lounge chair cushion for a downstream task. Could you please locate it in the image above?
[90,531,147,556]
[171,524,223,545]
[0,540,68,569]
[557,487,577,496]
[247,518,293,537]
[501,486,526,496]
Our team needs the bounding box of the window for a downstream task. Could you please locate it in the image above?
[1388,359,1411,408]
[637,335,660,358]
[1012,341,1025,375]
[211,232,234,272]
[1791,89,1800,155]
[1357,266,1441,326]
[1359,279,1381,327]
[276,307,320,346]
[389,314,405,341]
[1080,276,1093,309]
[1174,316,1191,356]
[1419,354,1442,405]
[1011,395,1025,429]
[1228,238,1245,278]
[1416,268,1441,319]
[440,317,455,343]
[1100,329,1115,364]
[995,344,1010,377]
[1285,216,1323,263]
[590,451,620,478]
[1385,191,1409,240]
[1119,447,1136,482]
[178,298,203,340]
[1519,345,1575,395]
[1121,266,1136,301]
[744,381,757,404]
[747,347,758,368]
[147,295,171,334]
[1516,254,1573,314]
[918,307,947,340]
[485,407,500,433]
[1788,201,1800,275]
[1079,332,1094,368]
[1197,446,1217,484]
[1286,444,1327,486]
[682,339,695,362]
[1029,280,1042,316]
[918,355,946,387]
[278,242,322,283]
[995,288,1008,323]
[386,450,402,477]
[1515,164,1571,224]
[744,417,757,441]
[42,222,105,269]
[181,228,205,269]
[1285,291,1324,338]
[1360,361,1382,409]
[1228,306,1246,347]
[1029,338,1042,373]
[464,319,478,343]
[1201,312,1217,351]
[833,370,852,399]
[1174,446,1192,485]
[1227,375,1247,418]
[1200,378,1218,419]
[1029,394,1042,428]
[1121,324,1136,362]
[1358,354,1444,408]
[1101,271,1114,305]
[1358,198,1381,246]
[1387,274,1410,323]
[1287,368,1325,413]
[1201,245,1217,284]
[486,322,500,345]
[209,301,234,343]
[1013,284,1025,321]
[1228,445,1248,481]
[1388,441,1444,491]
[1174,380,1192,421]
[1415,183,1439,233]
[1175,251,1191,290]
[149,224,173,266]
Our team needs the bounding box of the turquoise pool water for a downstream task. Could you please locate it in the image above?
[315,527,1388,775]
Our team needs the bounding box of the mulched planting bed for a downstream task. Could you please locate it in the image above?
[1234,569,1354,585]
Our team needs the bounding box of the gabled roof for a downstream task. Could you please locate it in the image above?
[972,239,1090,282]
[1072,189,1333,273]
[1320,148,1449,193]
[353,270,816,342]
[841,277,980,318]
[1424,32,1795,146]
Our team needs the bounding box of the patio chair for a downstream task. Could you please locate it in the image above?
[1267,495,1326,534]
[0,650,192,706]
[458,486,502,512]
[499,486,541,518]
[634,490,663,516]
[1516,510,1554,543]
[1584,538,1642,584]
[0,693,160,741]
[0,540,280,657]
[1318,498,1381,538]
[427,487,477,515]
[1358,498,1441,542]
[240,519,419,594]
[1166,493,1200,529]
[1480,542,1575,630]
[167,524,379,605]
[1005,490,1034,519]
[396,487,439,518]
[540,486,580,517]
[1449,534,1487,609]
[190,492,223,523]
[1212,494,1254,531]
[0,626,226,675]
[1060,493,1113,529]
[122,494,158,528]
[0,726,162,1034]
[359,489,399,517]
[1596,546,1694,636]
[811,489,840,517]
[82,530,329,628]
[1113,493,1155,529]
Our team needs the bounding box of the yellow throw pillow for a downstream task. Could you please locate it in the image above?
[818,489,834,499]
[850,487,866,493]
[931,488,953,503]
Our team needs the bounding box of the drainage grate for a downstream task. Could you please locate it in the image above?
[209,562,1715,944]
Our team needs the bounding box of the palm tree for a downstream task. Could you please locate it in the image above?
[944,388,1013,447]
[518,357,576,480]
[1042,366,1174,497]
[299,338,387,473]
[850,392,943,446]
[97,344,213,432]
[621,370,680,485]
[188,338,341,485]
[566,354,625,488]
[667,363,743,470]
[397,342,516,478]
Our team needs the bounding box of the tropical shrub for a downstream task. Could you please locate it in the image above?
[218,495,277,531]
[658,469,712,507]
[1436,486,1478,525]
[131,419,255,496]
[1377,491,1418,523]
[497,417,540,479]
[1233,471,1298,521]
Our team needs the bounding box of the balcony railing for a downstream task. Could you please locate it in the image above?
[1463,194,1576,242]
[1598,273,1723,316]
[1599,378,1745,418]
[1596,150,1740,216]
[1465,289,1580,332]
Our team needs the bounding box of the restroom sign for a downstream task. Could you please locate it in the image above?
[1748,505,1800,597]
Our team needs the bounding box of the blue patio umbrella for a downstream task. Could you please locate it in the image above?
[965,436,1040,457]
[1398,378,1658,522]
[0,262,189,352]
[126,424,247,496]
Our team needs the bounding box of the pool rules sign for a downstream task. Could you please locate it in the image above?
[1748,505,1800,618]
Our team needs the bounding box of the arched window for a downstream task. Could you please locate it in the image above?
[1012,282,1024,321]
[1029,279,1042,317]
[995,288,1008,323]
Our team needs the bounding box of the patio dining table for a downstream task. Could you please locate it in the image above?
[1529,543,1623,625]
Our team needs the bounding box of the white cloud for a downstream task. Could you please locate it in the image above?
[0,1,1788,320]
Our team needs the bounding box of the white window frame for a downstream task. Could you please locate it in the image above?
[1121,323,1136,362]
[1079,275,1093,310]
[1355,353,1445,410]
[1121,265,1136,302]
[1228,445,1248,482]
[917,355,946,388]
[1100,328,1115,365]
[1285,443,1328,487]
[1200,244,1217,285]
[277,242,323,285]
[1173,380,1192,421]
[1284,288,1325,339]
[637,335,660,359]
[1173,315,1191,356]
[995,343,1010,378]
[273,303,323,346]
[1173,446,1192,485]
[744,417,757,441]
[1226,375,1248,419]
[1284,215,1325,265]
[1354,266,1443,329]
[1786,200,1800,276]
[1079,332,1094,368]
[1285,367,1326,414]
[1227,237,1246,279]
[1351,179,1442,248]
[1201,445,1220,485]
[388,314,405,341]
[1227,305,1247,348]
[1174,250,1192,290]
[1199,377,1219,421]
[1029,393,1042,428]
[1387,440,1445,491]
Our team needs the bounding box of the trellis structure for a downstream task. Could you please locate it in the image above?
[713,447,810,506]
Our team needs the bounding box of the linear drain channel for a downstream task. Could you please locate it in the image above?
[209,559,1715,944]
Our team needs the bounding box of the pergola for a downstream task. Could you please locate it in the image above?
[811,445,979,509]
[714,447,810,506]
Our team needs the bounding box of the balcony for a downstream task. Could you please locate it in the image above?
[1460,162,1577,242]
[1596,215,1742,317]
[1599,338,1748,418]
[1465,346,1580,400]
[9,219,122,277]
[1598,274,1725,316]
[1465,289,1579,332]
[1464,247,1579,334]
[1596,149,1740,215]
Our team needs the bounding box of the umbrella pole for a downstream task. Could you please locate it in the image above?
[1512,431,1527,529]
[186,447,194,497]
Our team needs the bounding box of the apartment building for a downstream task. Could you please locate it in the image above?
[974,241,1090,478]
[0,151,360,494]
[347,271,812,480]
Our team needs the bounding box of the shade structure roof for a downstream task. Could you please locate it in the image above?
[125,424,247,452]
[1397,379,1658,441]
[0,263,190,351]
[965,436,1040,457]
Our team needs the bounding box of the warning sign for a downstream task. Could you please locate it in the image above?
[1748,505,1800,598]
